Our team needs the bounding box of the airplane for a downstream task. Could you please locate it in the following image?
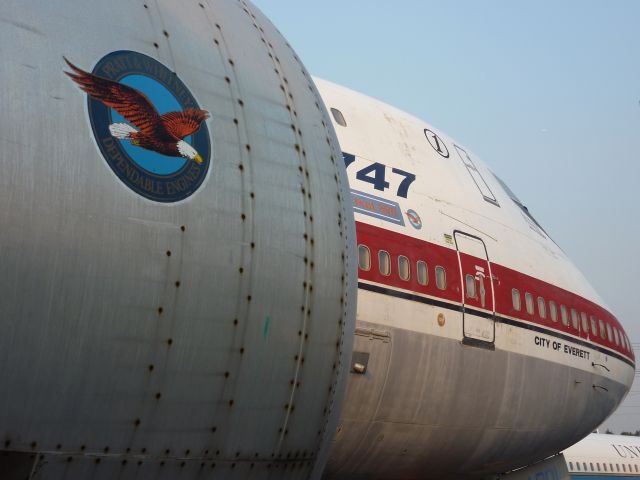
[497,433,640,479]
[315,79,634,479]
[0,0,633,479]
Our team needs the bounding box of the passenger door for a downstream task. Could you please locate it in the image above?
[454,231,495,346]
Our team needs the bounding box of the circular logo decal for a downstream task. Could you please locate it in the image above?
[406,209,422,230]
[65,51,211,202]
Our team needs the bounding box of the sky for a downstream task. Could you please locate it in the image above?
[251,1,640,433]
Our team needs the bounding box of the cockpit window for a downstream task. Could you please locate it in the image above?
[492,173,550,238]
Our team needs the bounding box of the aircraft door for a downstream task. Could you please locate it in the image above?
[454,231,495,345]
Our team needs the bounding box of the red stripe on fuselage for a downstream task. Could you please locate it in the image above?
[355,221,634,362]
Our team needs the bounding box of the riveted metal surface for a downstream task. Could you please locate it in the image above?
[0,1,356,478]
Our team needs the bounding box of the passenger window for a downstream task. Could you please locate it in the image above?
[417,261,428,286]
[590,316,597,337]
[435,266,446,290]
[330,107,347,127]
[570,309,579,330]
[614,328,619,345]
[537,297,546,319]
[525,293,534,315]
[466,274,477,298]
[358,245,371,271]
[561,305,569,326]
[398,255,410,281]
[549,301,557,322]
[603,463,607,472]
[599,319,606,339]
[569,462,573,470]
[606,323,613,342]
[581,312,588,333]
[378,251,391,276]
[512,289,521,311]
[623,464,626,472]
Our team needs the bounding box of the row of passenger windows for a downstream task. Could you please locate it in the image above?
[357,243,631,353]
[569,460,639,474]
[512,288,631,351]
[358,245,447,290]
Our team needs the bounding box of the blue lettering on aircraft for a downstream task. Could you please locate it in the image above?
[343,152,416,199]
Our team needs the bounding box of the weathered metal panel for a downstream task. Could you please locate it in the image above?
[0,1,357,478]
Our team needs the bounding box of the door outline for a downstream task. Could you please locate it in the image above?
[453,230,496,346]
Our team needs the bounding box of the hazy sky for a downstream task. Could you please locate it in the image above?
[251,0,640,433]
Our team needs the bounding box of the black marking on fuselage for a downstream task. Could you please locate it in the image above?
[357,281,635,368]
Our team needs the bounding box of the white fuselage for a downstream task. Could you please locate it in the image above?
[315,79,635,479]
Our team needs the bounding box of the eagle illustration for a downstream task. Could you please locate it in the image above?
[64,57,209,164]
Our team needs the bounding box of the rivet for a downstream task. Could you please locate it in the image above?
[241,214,246,220]
[141,448,147,453]
[80,445,85,451]
[158,307,163,315]
[239,164,244,171]
[180,461,186,467]
[167,338,173,346]
[250,192,255,198]
[166,250,171,257]
[56,444,61,450]
[143,4,148,8]
[246,144,251,151]
[224,371,230,378]
[229,399,234,406]
[228,59,235,66]
[240,347,245,354]
[185,449,190,455]
[215,23,221,29]
[211,426,217,433]
[238,99,244,107]
[155,392,161,400]
[153,42,159,48]
[233,319,238,325]
[30,441,37,449]
[247,295,252,302]
[134,418,141,427]
[163,30,169,37]
[138,460,143,466]
[95,458,101,464]
[148,364,154,372]
[104,447,110,453]
[233,118,239,125]
[214,38,219,45]
[199,3,204,8]
[250,242,255,249]
[180,225,186,232]
[165,449,170,455]
[67,457,73,463]
[122,459,127,465]
[175,281,180,288]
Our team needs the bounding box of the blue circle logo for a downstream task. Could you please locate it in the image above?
[65,51,211,202]
[406,209,422,230]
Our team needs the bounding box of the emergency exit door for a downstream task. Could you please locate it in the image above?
[454,231,495,345]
